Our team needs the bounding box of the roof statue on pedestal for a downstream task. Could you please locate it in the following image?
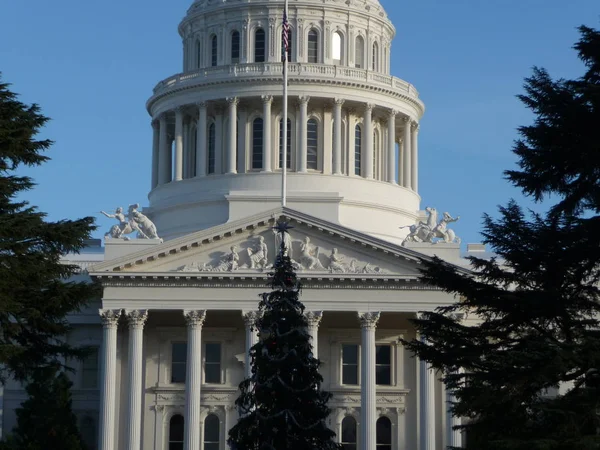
[401,207,461,246]
[101,203,161,241]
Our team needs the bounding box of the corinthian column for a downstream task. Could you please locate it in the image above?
[242,311,260,378]
[184,310,207,450]
[387,110,397,183]
[261,95,273,172]
[125,310,148,450]
[151,120,159,189]
[417,318,436,450]
[298,96,310,173]
[305,311,323,358]
[226,97,239,174]
[358,311,380,450]
[333,99,345,175]
[98,309,121,450]
[196,102,208,177]
[402,117,412,189]
[174,108,184,181]
[411,123,419,192]
[363,104,374,179]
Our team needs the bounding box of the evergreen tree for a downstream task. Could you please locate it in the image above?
[0,75,99,382]
[228,223,342,450]
[0,368,87,450]
[402,25,600,450]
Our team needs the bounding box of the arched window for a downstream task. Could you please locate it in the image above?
[204,414,220,450]
[279,118,292,169]
[252,118,264,169]
[255,29,266,63]
[374,129,380,179]
[372,41,379,71]
[282,29,293,62]
[354,124,362,176]
[80,416,97,450]
[211,35,218,67]
[169,415,185,450]
[332,31,343,65]
[231,31,240,63]
[341,416,357,450]
[376,417,392,450]
[308,29,319,63]
[355,35,364,68]
[383,46,388,73]
[196,40,202,68]
[208,123,216,174]
[307,119,318,170]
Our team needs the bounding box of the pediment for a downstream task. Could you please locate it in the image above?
[89,208,430,279]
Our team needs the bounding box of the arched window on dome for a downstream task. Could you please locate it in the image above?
[374,129,380,179]
[376,417,392,450]
[231,31,240,64]
[255,28,266,63]
[332,31,344,65]
[383,46,388,73]
[282,29,293,62]
[354,124,362,176]
[204,414,220,450]
[211,35,218,67]
[341,416,357,450]
[355,35,364,69]
[279,118,292,169]
[307,118,319,170]
[169,414,185,450]
[372,41,379,71]
[252,118,264,170]
[196,40,202,69]
[308,29,319,63]
[208,123,216,174]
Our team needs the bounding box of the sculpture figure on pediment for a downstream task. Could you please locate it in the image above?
[432,211,461,244]
[101,207,130,239]
[401,206,461,245]
[128,203,160,240]
[299,236,323,270]
[210,245,240,271]
[247,236,268,269]
[273,227,293,258]
[328,248,348,273]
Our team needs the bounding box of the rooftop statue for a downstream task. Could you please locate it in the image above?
[401,206,461,245]
[101,203,161,240]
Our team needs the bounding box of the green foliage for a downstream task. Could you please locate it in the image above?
[0,75,100,382]
[0,368,87,450]
[228,234,342,450]
[401,25,600,450]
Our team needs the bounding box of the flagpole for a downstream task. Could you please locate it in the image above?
[281,0,289,208]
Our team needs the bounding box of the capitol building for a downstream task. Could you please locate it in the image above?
[1,0,476,449]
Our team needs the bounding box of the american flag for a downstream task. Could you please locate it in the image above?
[282,9,289,66]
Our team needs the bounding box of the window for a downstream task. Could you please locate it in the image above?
[374,130,380,179]
[307,119,318,170]
[171,342,187,383]
[204,414,220,450]
[169,415,185,450]
[279,118,291,169]
[375,345,391,385]
[342,344,359,385]
[252,118,264,170]
[282,29,293,62]
[211,35,218,67]
[372,41,379,71]
[197,40,202,68]
[208,123,216,174]
[376,417,392,450]
[354,125,362,176]
[81,347,99,389]
[231,31,240,63]
[308,29,318,63]
[205,342,221,383]
[341,416,357,450]
[355,35,364,68]
[255,29,266,63]
[80,416,97,450]
[332,31,343,65]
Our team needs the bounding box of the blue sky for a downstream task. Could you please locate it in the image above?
[0,0,597,246]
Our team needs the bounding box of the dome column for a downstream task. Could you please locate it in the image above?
[298,96,310,173]
[151,119,159,189]
[158,113,170,185]
[174,107,184,181]
[226,97,239,174]
[333,99,345,175]
[387,110,397,184]
[411,123,419,192]
[363,104,374,179]
[402,117,412,189]
[196,102,208,177]
[261,95,273,172]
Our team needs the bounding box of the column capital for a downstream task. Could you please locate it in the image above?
[358,311,380,330]
[305,310,323,328]
[403,116,412,124]
[99,309,121,328]
[298,95,310,105]
[158,112,168,123]
[334,98,345,106]
[412,122,420,133]
[184,310,207,328]
[151,119,159,128]
[261,95,274,104]
[388,108,398,118]
[125,310,148,329]
[226,97,239,106]
[364,103,374,113]
[174,106,184,115]
[242,310,261,329]
[196,101,208,109]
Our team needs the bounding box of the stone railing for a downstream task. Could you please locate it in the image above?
[152,63,420,99]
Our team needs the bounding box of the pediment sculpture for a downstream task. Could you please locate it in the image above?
[101,203,161,240]
[401,206,461,245]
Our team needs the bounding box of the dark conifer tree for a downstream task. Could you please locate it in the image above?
[0,76,100,382]
[402,26,600,450]
[228,223,342,450]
